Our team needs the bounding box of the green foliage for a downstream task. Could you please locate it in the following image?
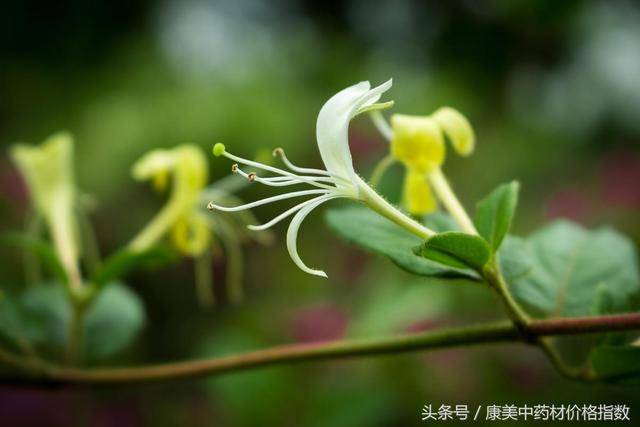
[84,282,145,360]
[0,232,68,284]
[0,281,144,361]
[498,236,532,283]
[509,220,640,318]
[474,181,519,252]
[91,246,175,288]
[504,220,640,383]
[348,280,452,337]
[414,232,491,272]
[326,206,479,281]
[590,345,640,384]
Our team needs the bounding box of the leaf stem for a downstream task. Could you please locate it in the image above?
[483,263,531,330]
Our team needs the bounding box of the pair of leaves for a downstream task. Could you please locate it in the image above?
[325,207,479,281]
[326,181,520,280]
[414,181,519,273]
[0,281,144,361]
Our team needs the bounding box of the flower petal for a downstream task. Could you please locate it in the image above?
[390,114,445,173]
[286,194,342,277]
[316,79,393,191]
[431,107,475,156]
[403,170,437,215]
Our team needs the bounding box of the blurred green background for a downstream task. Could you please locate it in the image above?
[1,0,639,425]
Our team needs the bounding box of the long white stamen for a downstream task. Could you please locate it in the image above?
[254,177,332,189]
[208,189,329,212]
[259,176,336,184]
[286,194,340,278]
[273,148,352,184]
[225,151,342,189]
[233,165,334,190]
[273,148,330,176]
[248,194,340,231]
[223,151,305,181]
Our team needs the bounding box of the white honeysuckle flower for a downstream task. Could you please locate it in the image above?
[208,80,435,278]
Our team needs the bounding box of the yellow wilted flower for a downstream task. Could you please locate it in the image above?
[129,144,268,305]
[129,144,210,256]
[371,107,475,220]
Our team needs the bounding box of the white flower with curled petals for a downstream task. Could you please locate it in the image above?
[209,80,435,278]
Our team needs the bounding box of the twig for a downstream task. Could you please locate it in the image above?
[1,313,639,384]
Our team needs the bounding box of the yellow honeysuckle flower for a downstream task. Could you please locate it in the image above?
[10,132,83,289]
[129,144,267,305]
[129,144,210,256]
[372,107,475,216]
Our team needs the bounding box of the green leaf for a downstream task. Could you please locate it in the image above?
[326,206,479,280]
[590,345,640,384]
[414,232,491,272]
[474,181,519,252]
[0,232,68,284]
[0,291,45,349]
[498,236,532,283]
[84,282,145,360]
[91,246,175,288]
[0,281,144,361]
[510,220,640,318]
[6,282,72,358]
[422,212,461,232]
[348,280,452,337]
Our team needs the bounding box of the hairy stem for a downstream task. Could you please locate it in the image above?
[2,313,640,384]
[359,177,435,239]
[427,168,477,235]
[484,263,531,329]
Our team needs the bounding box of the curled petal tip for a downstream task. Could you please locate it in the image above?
[231,163,238,172]
[206,201,215,210]
[212,143,226,157]
[247,172,256,182]
[272,147,284,157]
